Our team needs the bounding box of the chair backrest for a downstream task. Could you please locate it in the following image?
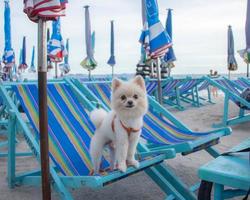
[13,83,110,176]
[162,79,182,96]
[178,79,203,94]
[85,82,211,145]
[145,80,158,95]
[198,80,210,91]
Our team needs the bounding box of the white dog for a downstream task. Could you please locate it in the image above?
[90,75,148,173]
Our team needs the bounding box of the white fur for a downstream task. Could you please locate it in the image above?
[90,75,148,173]
[90,109,107,129]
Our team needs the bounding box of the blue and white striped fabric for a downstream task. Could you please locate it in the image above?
[2,0,15,68]
[47,17,67,62]
[144,0,172,58]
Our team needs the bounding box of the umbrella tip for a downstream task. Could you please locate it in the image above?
[84,5,90,9]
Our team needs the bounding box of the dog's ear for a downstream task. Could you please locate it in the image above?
[112,78,122,92]
[133,75,145,90]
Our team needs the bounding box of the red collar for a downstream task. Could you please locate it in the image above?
[111,115,141,136]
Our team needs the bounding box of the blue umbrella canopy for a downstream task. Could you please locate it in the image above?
[29,46,36,73]
[163,9,176,67]
[91,31,95,53]
[59,38,70,74]
[47,17,67,63]
[47,28,53,69]
[18,36,28,71]
[227,25,237,71]
[2,0,15,68]
[107,20,116,67]
[143,0,172,59]
[80,5,97,71]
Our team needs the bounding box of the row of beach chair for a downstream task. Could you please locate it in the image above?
[0,78,232,200]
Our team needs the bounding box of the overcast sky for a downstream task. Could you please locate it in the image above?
[0,0,248,76]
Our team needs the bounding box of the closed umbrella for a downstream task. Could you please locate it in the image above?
[23,1,68,199]
[238,0,250,77]
[47,17,67,78]
[162,9,176,77]
[107,20,116,77]
[59,38,70,75]
[18,36,28,72]
[29,46,36,73]
[81,5,97,80]
[2,0,15,79]
[142,0,172,104]
[227,25,237,79]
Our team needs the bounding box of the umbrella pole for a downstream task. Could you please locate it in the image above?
[228,70,230,79]
[38,19,51,200]
[155,58,162,104]
[88,70,91,81]
[55,62,58,79]
[247,63,249,78]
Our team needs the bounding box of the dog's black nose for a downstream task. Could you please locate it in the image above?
[127,100,133,105]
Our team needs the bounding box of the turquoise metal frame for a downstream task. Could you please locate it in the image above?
[204,76,250,127]
[198,138,250,200]
[69,77,231,200]
[0,81,184,200]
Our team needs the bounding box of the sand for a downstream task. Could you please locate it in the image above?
[0,94,249,200]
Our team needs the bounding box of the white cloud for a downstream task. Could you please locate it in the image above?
[0,0,247,76]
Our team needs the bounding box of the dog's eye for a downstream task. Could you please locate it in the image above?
[133,94,138,99]
[120,95,126,100]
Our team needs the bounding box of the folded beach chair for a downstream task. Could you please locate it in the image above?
[204,76,250,127]
[0,81,177,200]
[69,78,231,199]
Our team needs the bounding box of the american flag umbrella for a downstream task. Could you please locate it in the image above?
[238,0,250,77]
[141,0,172,104]
[59,38,70,75]
[48,17,67,78]
[28,46,36,73]
[227,25,237,79]
[18,36,28,72]
[81,5,97,80]
[107,20,116,77]
[162,9,176,76]
[23,1,68,199]
[2,0,15,78]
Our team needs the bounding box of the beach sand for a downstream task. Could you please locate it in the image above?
[0,94,249,200]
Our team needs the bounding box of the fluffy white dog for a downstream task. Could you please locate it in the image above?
[90,75,148,173]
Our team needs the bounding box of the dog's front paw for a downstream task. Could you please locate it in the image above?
[127,159,139,168]
[117,162,127,173]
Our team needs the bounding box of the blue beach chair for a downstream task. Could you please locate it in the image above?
[198,138,250,200]
[69,78,231,199]
[0,81,176,200]
[204,76,250,127]
[197,80,214,104]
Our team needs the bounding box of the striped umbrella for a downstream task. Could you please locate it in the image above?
[59,38,70,74]
[29,46,36,73]
[238,0,250,77]
[227,25,237,79]
[23,1,68,199]
[142,0,172,104]
[162,9,176,76]
[47,17,67,78]
[107,20,116,77]
[18,36,28,71]
[2,0,15,78]
[81,5,97,80]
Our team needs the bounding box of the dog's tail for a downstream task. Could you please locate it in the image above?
[90,109,107,129]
